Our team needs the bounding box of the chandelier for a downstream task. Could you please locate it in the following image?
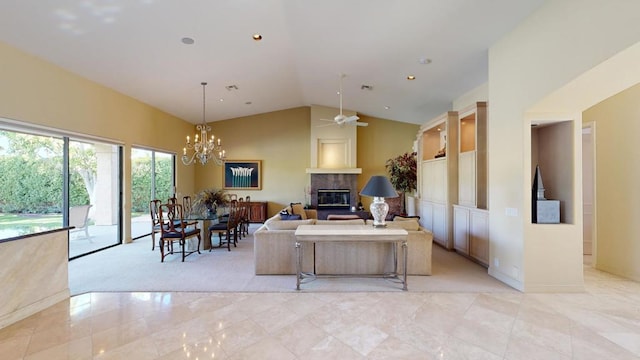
[181,82,226,165]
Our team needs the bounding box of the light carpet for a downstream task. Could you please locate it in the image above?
[69,224,516,295]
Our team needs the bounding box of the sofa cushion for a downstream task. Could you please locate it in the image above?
[290,203,307,220]
[366,219,420,231]
[266,218,314,230]
[315,219,365,225]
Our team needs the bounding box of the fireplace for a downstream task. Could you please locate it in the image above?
[310,173,358,209]
[317,189,351,209]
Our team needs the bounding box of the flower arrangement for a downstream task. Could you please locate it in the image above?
[193,188,230,212]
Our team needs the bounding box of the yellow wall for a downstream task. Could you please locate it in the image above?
[187,108,419,217]
[488,0,640,291]
[357,115,419,208]
[0,40,419,227]
[189,107,311,216]
[0,40,195,242]
[583,83,640,281]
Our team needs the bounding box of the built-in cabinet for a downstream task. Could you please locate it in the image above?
[418,111,458,249]
[453,205,489,266]
[457,102,487,208]
[451,102,489,266]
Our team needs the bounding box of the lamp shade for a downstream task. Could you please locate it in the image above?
[360,176,398,198]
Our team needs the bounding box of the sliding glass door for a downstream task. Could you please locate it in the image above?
[68,139,122,258]
[130,148,175,240]
[0,128,123,259]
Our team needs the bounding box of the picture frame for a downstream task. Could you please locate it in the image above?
[223,160,262,190]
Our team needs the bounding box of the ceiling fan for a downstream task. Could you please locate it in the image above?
[319,73,368,127]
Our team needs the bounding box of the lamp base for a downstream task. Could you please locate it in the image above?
[370,196,389,228]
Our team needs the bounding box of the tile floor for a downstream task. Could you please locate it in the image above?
[2,264,640,359]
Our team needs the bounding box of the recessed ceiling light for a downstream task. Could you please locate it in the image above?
[219,98,224,102]
[419,58,432,65]
[384,106,390,110]
[252,33,263,41]
[245,101,252,105]
[361,84,373,90]
[407,75,416,80]
[181,37,194,45]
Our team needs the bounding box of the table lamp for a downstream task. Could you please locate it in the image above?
[360,175,398,227]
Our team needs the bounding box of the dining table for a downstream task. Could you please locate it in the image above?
[184,211,220,250]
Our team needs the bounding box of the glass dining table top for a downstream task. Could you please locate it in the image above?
[185,212,220,221]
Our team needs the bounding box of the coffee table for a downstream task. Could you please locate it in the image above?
[294,224,408,290]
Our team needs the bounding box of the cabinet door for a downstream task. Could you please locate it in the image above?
[432,203,448,248]
[420,200,433,232]
[469,210,489,266]
[422,159,447,203]
[248,202,267,223]
[453,206,469,254]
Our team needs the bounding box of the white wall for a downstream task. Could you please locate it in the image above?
[488,0,640,291]
[453,83,488,112]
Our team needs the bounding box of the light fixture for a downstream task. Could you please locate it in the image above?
[407,75,416,80]
[252,33,263,41]
[181,82,226,166]
[360,175,398,228]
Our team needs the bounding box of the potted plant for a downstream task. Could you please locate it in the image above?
[193,188,230,213]
[385,151,417,215]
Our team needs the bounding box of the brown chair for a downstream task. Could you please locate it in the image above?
[209,199,239,251]
[181,195,198,227]
[236,197,246,239]
[158,203,201,262]
[239,195,251,237]
[149,200,162,250]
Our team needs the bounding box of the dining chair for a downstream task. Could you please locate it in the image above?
[209,199,239,251]
[236,197,246,240]
[158,203,201,262]
[182,195,198,228]
[239,195,251,237]
[149,199,162,251]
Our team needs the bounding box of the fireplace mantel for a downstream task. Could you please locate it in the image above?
[306,168,362,174]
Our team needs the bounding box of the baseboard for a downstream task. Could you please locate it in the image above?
[523,283,585,293]
[488,267,524,292]
[0,289,70,330]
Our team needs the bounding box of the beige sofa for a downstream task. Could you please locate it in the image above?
[254,209,433,275]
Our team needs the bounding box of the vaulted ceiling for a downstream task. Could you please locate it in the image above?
[0,0,544,125]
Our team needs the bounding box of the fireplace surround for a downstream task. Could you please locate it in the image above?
[310,173,358,210]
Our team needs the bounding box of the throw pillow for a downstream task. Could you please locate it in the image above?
[390,219,420,231]
[393,215,421,221]
[280,214,302,220]
[290,202,307,220]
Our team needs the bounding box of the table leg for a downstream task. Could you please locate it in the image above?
[402,240,408,291]
[295,241,302,290]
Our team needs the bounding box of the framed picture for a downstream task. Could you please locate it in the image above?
[223,160,262,190]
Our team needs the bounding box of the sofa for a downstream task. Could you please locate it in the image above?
[253,207,433,275]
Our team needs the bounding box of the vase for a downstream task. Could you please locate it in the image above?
[205,203,216,215]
